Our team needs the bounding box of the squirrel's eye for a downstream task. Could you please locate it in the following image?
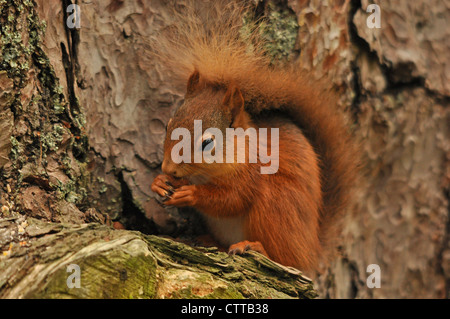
[202,138,214,151]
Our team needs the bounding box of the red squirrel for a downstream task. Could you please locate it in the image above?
[150,1,358,271]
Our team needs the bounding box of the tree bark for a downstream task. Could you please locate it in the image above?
[0,0,448,299]
[0,0,316,299]
[292,0,449,299]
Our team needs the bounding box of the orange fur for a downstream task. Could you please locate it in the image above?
[150,1,358,271]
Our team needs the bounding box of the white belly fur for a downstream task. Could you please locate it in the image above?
[202,215,245,247]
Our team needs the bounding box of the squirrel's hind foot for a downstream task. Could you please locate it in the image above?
[228,240,268,257]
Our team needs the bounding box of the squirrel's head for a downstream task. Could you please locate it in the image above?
[161,70,251,180]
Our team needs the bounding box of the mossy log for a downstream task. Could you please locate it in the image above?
[0,217,317,299]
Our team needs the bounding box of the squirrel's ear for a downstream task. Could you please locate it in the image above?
[223,84,244,120]
[186,70,201,97]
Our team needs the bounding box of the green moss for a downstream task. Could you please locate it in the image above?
[1,0,91,216]
[0,1,41,87]
[29,248,157,299]
[9,136,21,161]
[260,1,299,62]
[52,177,87,205]
[99,184,108,194]
[241,1,299,63]
[40,124,65,153]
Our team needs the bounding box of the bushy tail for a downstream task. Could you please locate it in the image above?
[148,0,359,255]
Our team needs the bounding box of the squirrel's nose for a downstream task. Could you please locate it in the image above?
[161,160,170,174]
[162,159,178,177]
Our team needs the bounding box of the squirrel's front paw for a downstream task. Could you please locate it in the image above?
[151,174,175,200]
[164,185,198,208]
[151,175,190,203]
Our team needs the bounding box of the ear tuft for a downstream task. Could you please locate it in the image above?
[223,84,245,120]
[186,70,201,96]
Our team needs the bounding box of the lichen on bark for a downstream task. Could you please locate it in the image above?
[0,0,94,225]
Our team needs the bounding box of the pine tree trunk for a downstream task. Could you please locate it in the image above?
[0,0,448,299]
[0,0,316,299]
